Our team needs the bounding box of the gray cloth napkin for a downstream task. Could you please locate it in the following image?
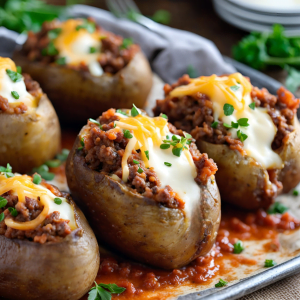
[0,4,235,84]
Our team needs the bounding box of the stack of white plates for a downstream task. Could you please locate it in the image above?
[213,0,300,36]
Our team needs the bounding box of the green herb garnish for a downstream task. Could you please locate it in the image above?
[223,123,232,129]
[249,102,256,110]
[160,135,192,157]
[16,66,22,74]
[120,38,133,50]
[230,85,240,92]
[0,196,8,209]
[11,91,19,99]
[160,114,168,119]
[6,69,22,82]
[264,259,277,268]
[0,212,4,222]
[172,146,183,157]
[215,279,228,288]
[88,282,126,300]
[187,65,198,78]
[237,118,249,127]
[56,149,70,162]
[90,46,97,53]
[137,167,143,174]
[233,241,245,254]
[164,162,172,167]
[33,174,42,185]
[48,28,62,40]
[76,20,96,33]
[54,197,62,205]
[132,159,139,164]
[45,159,61,168]
[211,121,219,129]
[116,109,128,116]
[268,202,288,214]
[78,137,85,150]
[131,104,140,117]
[56,57,66,65]
[293,190,299,196]
[32,164,55,181]
[8,207,18,217]
[231,121,239,129]
[237,130,248,142]
[42,41,58,56]
[151,9,171,25]
[0,163,14,178]
[144,150,149,160]
[223,103,234,116]
[123,129,133,139]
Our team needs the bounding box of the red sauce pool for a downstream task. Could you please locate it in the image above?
[60,130,300,299]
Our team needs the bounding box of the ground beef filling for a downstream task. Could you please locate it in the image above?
[22,19,139,74]
[0,74,41,114]
[0,188,72,244]
[153,75,300,153]
[82,109,217,209]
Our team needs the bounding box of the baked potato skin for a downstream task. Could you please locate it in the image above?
[197,116,300,210]
[66,136,221,270]
[13,51,153,124]
[0,198,100,300]
[0,93,61,174]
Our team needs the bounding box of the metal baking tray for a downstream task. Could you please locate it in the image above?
[1,28,300,300]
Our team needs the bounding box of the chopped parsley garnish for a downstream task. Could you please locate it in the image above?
[160,135,192,157]
[0,196,8,208]
[45,159,61,168]
[123,129,133,139]
[116,109,128,116]
[293,190,299,196]
[160,144,170,149]
[0,212,4,222]
[231,121,239,129]
[230,85,240,92]
[11,91,19,99]
[16,66,22,74]
[56,57,66,65]
[33,174,42,185]
[237,130,248,142]
[131,104,140,117]
[264,259,277,267]
[172,146,183,157]
[233,240,245,254]
[164,162,172,167]
[32,164,55,181]
[8,207,18,217]
[76,20,96,33]
[249,102,256,110]
[184,133,192,140]
[137,167,143,174]
[133,159,139,164]
[223,123,232,128]
[187,64,198,78]
[160,113,168,119]
[54,197,62,205]
[120,37,133,50]
[56,149,70,162]
[89,46,97,53]
[223,103,234,116]
[211,121,219,129]
[0,163,14,178]
[144,150,149,160]
[48,28,62,40]
[88,282,126,300]
[215,279,228,288]
[267,202,288,214]
[78,137,85,150]
[6,69,22,82]
[89,118,103,129]
[42,41,58,56]
[237,118,249,127]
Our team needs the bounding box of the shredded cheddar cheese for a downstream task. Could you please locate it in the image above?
[0,174,77,231]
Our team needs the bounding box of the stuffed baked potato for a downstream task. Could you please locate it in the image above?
[0,169,99,300]
[0,57,60,174]
[66,107,221,269]
[13,18,153,124]
[154,73,300,210]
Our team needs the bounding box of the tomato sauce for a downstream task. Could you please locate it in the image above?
[61,130,300,300]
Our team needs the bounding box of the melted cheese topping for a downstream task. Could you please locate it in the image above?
[170,73,283,169]
[114,113,200,216]
[0,57,36,108]
[0,174,77,231]
[53,19,103,76]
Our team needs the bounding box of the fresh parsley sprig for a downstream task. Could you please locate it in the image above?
[160,134,192,157]
[31,164,55,181]
[0,163,14,178]
[88,282,126,300]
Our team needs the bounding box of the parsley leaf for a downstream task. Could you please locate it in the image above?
[237,118,249,127]
[120,38,134,50]
[6,69,22,82]
[56,149,70,162]
[160,144,170,149]
[285,65,300,93]
[164,162,172,167]
[8,207,18,217]
[0,163,14,178]
[137,167,143,174]
[123,129,133,139]
[32,164,55,181]
[237,130,248,142]
[11,91,19,99]
[56,57,66,65]
[144,150,149,160]
[54,197,62,205]
[187,65,198,78]
[293,190,299,196]
[211,121,219,129]
[264,259,277,267]
[249,102,256,110]
[215,279,228,288]
[230,85,240,91]
[116,109,128,116]
[267,202,288,214]
[151,9,171,25]
[76,20,96,33]
[131,104,140,117]
[223,103,234,116]
[90,46,97,53]
[42,41,58,56]
[48,28,62,40]
[33,174,42,185]
[160,113,168,119]
[0,196,8,209]
[233,240,245,254]
[0,212,4,222]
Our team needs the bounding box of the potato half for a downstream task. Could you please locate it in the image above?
[13,51,153,124]
[66,136,221,270]
[198,116,300,210]
[0,196,100,300]
[0,93,61,174]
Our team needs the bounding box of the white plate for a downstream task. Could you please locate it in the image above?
[218,0,300,25]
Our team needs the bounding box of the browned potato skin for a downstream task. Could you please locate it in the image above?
[0,93,60,174]
[0,197,100,300]
[197,116,300,210]
[13,51,153,124]
[66,135,221,270]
